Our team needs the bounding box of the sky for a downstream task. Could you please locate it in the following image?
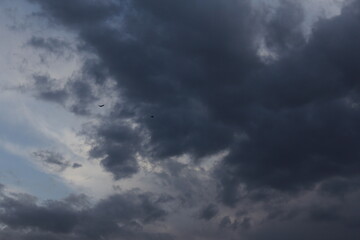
[1,0,360,239]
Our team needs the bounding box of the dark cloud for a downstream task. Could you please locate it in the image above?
[72,163,82,169]
[0,187,171,240]
[66,79,98,115]
[28,0,121,28]
[198,203,218,220]
[22,0,360,238]
[28,0,259,180]
[319,177,360,198]
[0,196,79,233]
[219,216,237,230]
[74,192,170,240]
[308,204,341,223]
[260,0,306,57]
[28,0,360,197]
[244,192,360,240]
[86,120,141,179]
[217,1,360,201]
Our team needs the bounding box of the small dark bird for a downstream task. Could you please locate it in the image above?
[150,115,154,118]
[98,104,104,107]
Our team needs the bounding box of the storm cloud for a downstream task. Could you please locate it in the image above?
[28,0,360,195]
[0,187,171,240]
[13,0,360,239]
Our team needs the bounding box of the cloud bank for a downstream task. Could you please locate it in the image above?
[3,0,360,239]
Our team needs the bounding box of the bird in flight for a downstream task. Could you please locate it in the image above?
[98,104,104,107]
[150,115,154,118]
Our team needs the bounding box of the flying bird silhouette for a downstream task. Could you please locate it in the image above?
[98,104,104,107]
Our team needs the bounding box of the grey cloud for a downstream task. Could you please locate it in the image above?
[75,192,169,240]
[319,177,360,198]
[260,0,306,56]
[4,182,360,240]
[24,2,360,239]
[62,194,90,209]
[219,216,237,230]
[308,204,341,223]
[153,161,218,209]
[33,150,84,172]
[86,120,141,179]
[0,193,78,233]
[27,36,72,55]
[33,150,69,171]
[31,62,100,115]
[29,0,259,180]
[198,203,218,220]
[72,163,82,169]
[67,79,98,115]
[216,1,360,202]
[32,74,69,104]
[28,0,122,28]
[0,188,171,240]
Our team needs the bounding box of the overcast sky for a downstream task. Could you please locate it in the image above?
[1,0,360,239]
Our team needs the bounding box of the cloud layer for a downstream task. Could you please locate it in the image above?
[0,187,171,240]
[3,0,360,239]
